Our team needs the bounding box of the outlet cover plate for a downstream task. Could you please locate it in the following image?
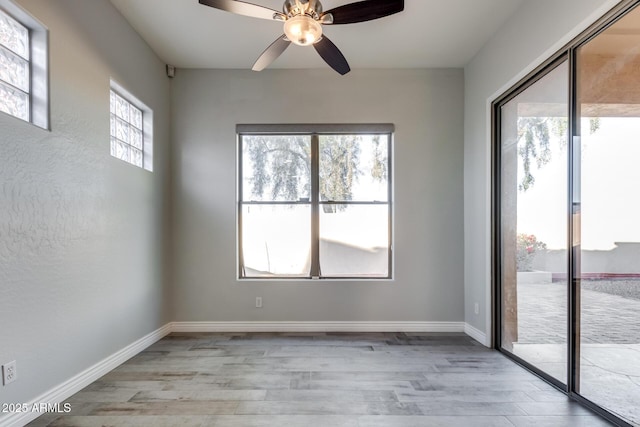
[2,360,17,385]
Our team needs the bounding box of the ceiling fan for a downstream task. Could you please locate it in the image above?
[198,0,404,75]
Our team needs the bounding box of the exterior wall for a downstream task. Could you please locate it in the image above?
[534,243,640,275]
[170,68,465,324]
[0,0,171,408]
[463,0,623,341]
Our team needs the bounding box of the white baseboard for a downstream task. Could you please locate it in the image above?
[464,322,488,346]
[2,320,485,427]
[0,324,172,427]
[170,321,466,333]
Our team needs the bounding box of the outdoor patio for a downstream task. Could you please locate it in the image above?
[514,280,640,425]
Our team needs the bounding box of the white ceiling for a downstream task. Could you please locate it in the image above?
[109,0,524,70]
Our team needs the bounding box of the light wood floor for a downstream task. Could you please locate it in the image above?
[28,332,614,427]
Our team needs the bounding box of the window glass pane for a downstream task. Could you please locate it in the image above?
[129,127,143,150]
[115,93,129,121]
[110,137,117,157]
[131,147,143,168]
[319,204,389,277]
[319,135,389,202]
[0,79,28,120]
[110,113,116,136]
[241,204,311,276]
[242,135,311,202]
[0,46,29,92]
[115,117,129,142]
[112,139,130,162]
[0,9,29,59]
[130,106,142,130]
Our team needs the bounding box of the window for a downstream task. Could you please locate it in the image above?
[238,124,393,279]
[0,0,48,128]
[0,7,28,120]
[109,82,153,171]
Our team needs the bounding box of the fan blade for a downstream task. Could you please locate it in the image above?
[252,35,291,71]
[322,0,404,25]
[199,0,281,21]
[313,36,350,75]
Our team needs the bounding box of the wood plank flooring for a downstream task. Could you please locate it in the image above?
[27,332,614,427]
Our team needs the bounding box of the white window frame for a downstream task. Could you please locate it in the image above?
[237,123,394,280]
[0,0,49,129]
[109,80,153,171]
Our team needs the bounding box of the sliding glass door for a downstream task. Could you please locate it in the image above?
[496,2,640,425]
[576,6,640,424]
[498,61,568,385]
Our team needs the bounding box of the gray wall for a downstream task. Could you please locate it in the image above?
[170,69,464,323]
[0,0,171,406]
[463,0,622,339]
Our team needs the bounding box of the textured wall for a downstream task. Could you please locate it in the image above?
[463,0,623,339]
[170,68,464,323]
[0,0,171,406]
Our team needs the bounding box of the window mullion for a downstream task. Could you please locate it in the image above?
[0,77,28,96]
[238,135,245,278]
[310,133,320,278]
[27,28,32,122]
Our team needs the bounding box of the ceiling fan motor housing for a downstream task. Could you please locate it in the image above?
[283,0,323,19]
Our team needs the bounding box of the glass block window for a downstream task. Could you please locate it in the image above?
[110,89,145,168]
[0,7,30,121]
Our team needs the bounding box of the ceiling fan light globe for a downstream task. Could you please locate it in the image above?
[283,15,322,46]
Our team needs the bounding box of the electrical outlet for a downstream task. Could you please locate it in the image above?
[474,302,479,315]
[256,297,263,308]
[2,360,17,385]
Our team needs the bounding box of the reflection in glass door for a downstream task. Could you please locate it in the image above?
[499,61,568,384]
[576,6,640,424]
